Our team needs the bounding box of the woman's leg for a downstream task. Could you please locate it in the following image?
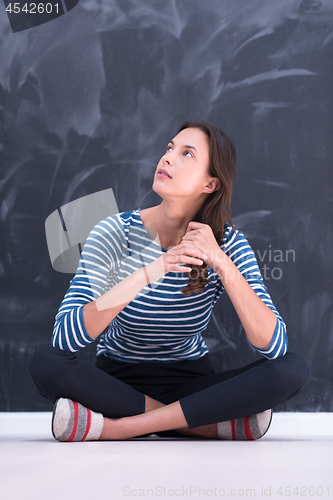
[179,351,310,429]
[28,346,221,439]
[27,345,148,417]
[27,346,213,432]
[28,346,218,440]
[99,352,310,440]
[28,347,309,440]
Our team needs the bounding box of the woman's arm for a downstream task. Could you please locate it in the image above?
[213,247,277,349]
[182,222,288,359]
[52,216,206,349]
[217,226,288,358]
[52,215,125,351]
[82,256,164,339]
[83,241,207,339]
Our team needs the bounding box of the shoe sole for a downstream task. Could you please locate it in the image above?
[51,398,61,441]
[258,409,273,439]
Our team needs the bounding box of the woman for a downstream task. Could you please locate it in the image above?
[28,121,310,442]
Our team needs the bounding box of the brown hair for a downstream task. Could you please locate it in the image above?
[178,121,237,296]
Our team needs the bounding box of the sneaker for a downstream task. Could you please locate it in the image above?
[52,398,104,442]
[217,409,272,440]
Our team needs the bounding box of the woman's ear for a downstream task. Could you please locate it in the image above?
[204,177,221,194]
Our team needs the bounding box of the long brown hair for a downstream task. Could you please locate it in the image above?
[178,121,237,296]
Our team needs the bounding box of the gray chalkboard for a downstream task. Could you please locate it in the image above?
[0,0,332,411]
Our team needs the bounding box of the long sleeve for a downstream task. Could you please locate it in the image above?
[216,224,288,359]
[52,215,125,352]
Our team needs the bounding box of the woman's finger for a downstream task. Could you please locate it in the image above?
[177,242,207,260]
[165,252,204,267]
[186,221,206,232]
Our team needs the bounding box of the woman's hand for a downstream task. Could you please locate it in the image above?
[145,239,208,282]
[181,221,223,270]
[163,240,208,274]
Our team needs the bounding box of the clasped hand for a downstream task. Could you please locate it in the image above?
[161,221,222,275]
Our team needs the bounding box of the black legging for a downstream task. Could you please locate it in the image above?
[27,346,310,431]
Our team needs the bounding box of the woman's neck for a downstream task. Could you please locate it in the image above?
[142,202,200,250]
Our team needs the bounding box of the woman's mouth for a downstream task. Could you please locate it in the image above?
[157,169,172,178]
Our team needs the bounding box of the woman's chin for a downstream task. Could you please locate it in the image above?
[152,182,168,197]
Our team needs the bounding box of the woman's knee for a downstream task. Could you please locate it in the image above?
[286,351,310,387]
[27,345,72,386]
[272,351,310,396]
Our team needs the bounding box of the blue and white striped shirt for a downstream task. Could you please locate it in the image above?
[52,208,288,362]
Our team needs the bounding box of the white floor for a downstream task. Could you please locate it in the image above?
[1,413,332,500]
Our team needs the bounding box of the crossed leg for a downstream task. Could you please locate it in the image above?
[100,396,218,440]
[99,351,310,440]
[27,346,219,440]
[28,346,310,441]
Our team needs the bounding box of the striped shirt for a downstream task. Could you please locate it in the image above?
[52,208,288,362]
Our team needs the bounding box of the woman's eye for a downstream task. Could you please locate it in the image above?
[166,145,173,152]
[184,150,193,158]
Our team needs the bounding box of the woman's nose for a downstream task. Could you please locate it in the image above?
[164,152,174,165]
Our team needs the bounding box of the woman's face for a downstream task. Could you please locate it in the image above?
[153,127,218,201]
